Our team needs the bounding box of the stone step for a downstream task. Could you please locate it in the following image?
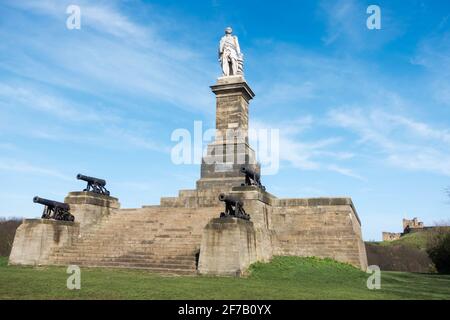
[45,206,210,273]
[51,248,199,255]
[50,252,196,259]
[51,256,196,266]
[49,262,196,275]
[57,241,200,248]
[50,259,195,270]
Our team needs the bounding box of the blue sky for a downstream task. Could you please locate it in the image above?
[0,0,449,240]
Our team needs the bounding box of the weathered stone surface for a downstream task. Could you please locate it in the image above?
[198,217,258,276]
[44,206,219,274]
[65,191,120,233]
[198,77,258,192]
[9,219,79,266]
[270,199,368,270]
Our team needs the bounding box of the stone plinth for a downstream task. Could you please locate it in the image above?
[197,76,259,197]
[198,217,258,276]
[65,192,120,232]
[9,219,79,266]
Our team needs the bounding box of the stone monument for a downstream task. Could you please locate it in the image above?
[9,28,368,275]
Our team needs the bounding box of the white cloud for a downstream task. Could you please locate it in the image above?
[0,159,72,181]
[328,108,450,176]
[413,32,450,106]
[251,117,363,179]
[0,83,108,122]
[319,0,404,49]
[1,0,214,114]
[327,164,365,181]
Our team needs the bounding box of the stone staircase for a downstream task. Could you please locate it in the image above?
[47,206,217,274]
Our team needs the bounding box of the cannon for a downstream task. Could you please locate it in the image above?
[218,193,250,220]
[33,196,74,222]
[76,174,110,196]
[240,166,266,191]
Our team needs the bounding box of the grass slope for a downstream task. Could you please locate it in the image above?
[1,256,449,300]
[373,231,430,250]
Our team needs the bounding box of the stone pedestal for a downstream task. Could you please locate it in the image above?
[65,192,120,232]
[198,217,258,276]
[9,219,79,266]
[197,76,259,197]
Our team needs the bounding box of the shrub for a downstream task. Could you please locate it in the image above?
[365,242,434,273]
[426,228,450,274]
[0,218,22,256]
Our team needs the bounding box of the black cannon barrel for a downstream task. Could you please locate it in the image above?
[240,166,260,179]
[76,174,106,187]
[33,196,70,211]
[218,193,243,206]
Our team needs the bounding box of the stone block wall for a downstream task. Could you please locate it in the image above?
[198,217,258,276]
[65,192,120,234]
[269,198,368,270]
[403,217,424,231]
[9,219,80,266]
[382,232,402,241]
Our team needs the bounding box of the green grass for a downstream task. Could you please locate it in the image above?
[1,256,449,300]
[372,228,450,251]
[372,232,430,250]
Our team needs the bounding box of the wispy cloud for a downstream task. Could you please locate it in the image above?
[328,108,450,176]
[413,32,450,106]
[251,117,362,179]
[0,83,109,122]
[1,0,214,114]
[0,159,72,181]
[319,0,405,50]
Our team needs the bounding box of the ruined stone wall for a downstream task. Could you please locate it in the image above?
[382,232,402,241]
[403,218,424,231]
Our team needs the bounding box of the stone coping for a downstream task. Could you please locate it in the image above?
[65,191,120,208]
[273,197,361,226]
[23,218,79,227]
[273,197,353,206]
[207,216,254,227]
[210,81,255,102]
[66,191,119,201]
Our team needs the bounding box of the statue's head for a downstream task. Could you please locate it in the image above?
[225,27,232,35]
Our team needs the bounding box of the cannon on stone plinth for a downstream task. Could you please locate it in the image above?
[76,174,110,196]
[218,193,250,220]
[240,166,265,191]
[33,196,74,222]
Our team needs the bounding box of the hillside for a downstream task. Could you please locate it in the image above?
[1,256,449,299]
[365,229,450,273]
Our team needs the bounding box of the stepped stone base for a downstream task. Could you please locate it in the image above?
[9,187,368,274]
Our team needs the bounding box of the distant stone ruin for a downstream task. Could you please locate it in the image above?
[382,217,428,241]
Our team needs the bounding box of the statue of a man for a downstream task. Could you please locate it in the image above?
[218,27,244,76]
